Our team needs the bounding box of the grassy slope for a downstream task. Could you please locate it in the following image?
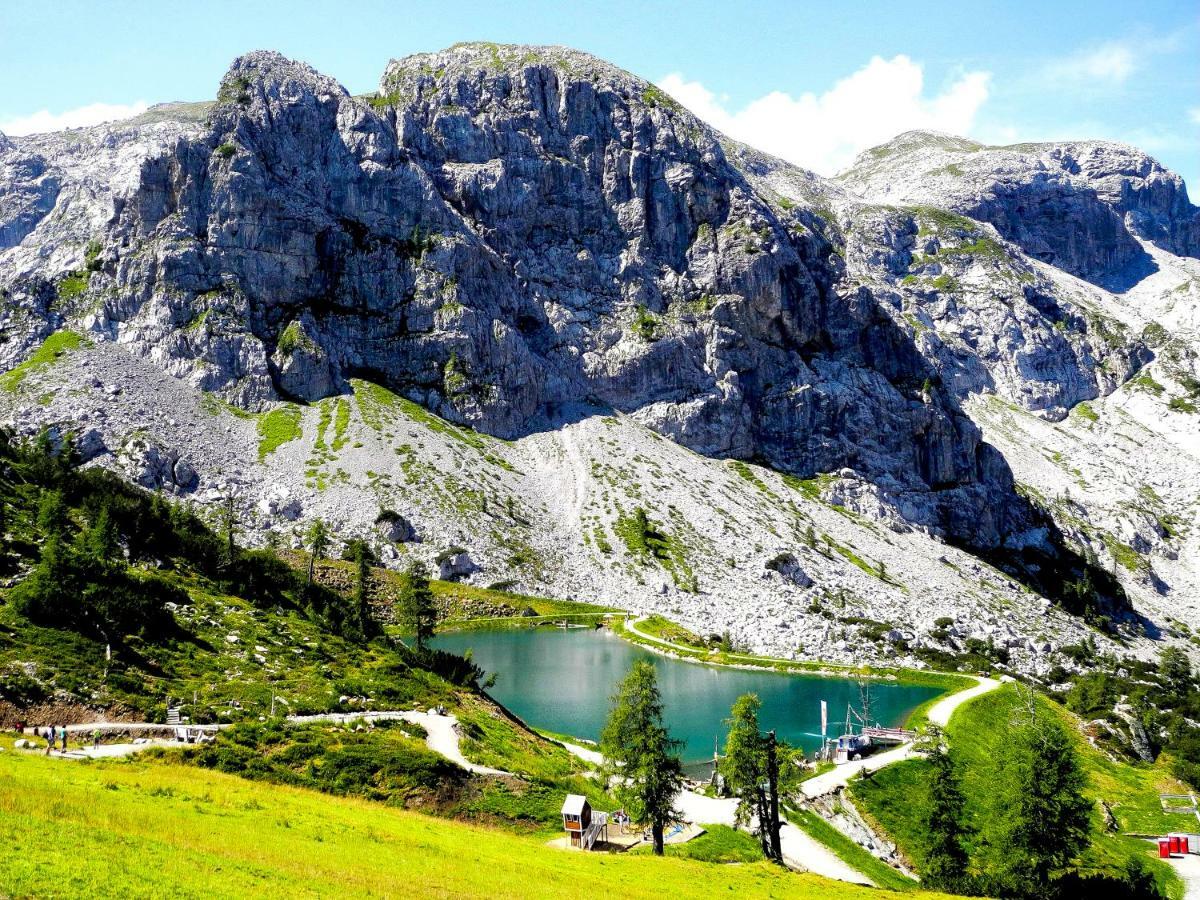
[787,807,920,892]
[630,824,765,863]
[851,684,1189,898]
[0,750,965,900]
[0,574,457,722]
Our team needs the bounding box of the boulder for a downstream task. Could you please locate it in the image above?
[117,437,199,494]
[438,550,479,581]
[256,486,301,521]
[764,552,813,588]
[375,511,419,543]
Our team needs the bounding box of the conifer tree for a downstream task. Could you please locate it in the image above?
[980,714,1090,897]
[920,743,971,891]
[722,693,783,862]
[396,560,436,650]
[600,661,683,855]
[305,519,329,589]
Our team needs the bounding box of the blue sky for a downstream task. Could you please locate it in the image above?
[2,0,1197,192]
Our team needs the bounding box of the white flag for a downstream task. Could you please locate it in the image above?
[820,700,827,737]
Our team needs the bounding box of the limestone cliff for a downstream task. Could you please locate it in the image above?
[2,44,1198,671]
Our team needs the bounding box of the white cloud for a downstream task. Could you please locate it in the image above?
[1190,107,1200,126]
[658,55,990,176]
[1043,42,1136,84]
[0,100,149,136]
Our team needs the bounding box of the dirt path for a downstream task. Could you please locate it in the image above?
[798,675,1003,798]
[1154,845,1200,900]
[18,739,191,759]
[285,710,508,776]
[799,742,918,798]
[925,675,1006,728]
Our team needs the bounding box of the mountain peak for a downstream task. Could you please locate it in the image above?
[217,50,348,107]
[378,41,653,102]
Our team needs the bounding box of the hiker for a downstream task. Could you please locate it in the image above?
[92,728,101,749]
[44,726,55,755]
[59,725,68,751]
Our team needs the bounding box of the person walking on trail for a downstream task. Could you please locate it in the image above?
[92,728,101,749]
[58,725,67,751]
[44,725,55,755]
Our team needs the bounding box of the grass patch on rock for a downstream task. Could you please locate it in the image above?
[0,330,86,393]
[256,404,303,461]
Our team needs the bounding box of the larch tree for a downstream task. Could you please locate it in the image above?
[396,560,436,650]
[980,713,1091,897]
[305,518,328,589]
[600,661,683,855]
[722,693,783,862]
[920,742,971,891]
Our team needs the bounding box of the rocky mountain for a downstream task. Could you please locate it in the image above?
[1,43,1197,674]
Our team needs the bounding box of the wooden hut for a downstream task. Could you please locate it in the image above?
[561,794,607,849]
[561,794,591,846]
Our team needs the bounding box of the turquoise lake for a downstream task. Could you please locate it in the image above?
[431,627,942,765]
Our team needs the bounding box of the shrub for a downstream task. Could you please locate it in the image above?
[223,549,297,609]
[632,305,660,341]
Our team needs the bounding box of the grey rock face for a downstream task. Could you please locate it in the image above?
[764,552,812,588]
[2,45,1191,569]
[0,145,60,251]
[438,549,479,581]
[838,131,1199,285]
[0,45,1024,551]
[376,511,419,544]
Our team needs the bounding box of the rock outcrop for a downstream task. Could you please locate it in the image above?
[0,45,1035,551]
[838,131,1200,285]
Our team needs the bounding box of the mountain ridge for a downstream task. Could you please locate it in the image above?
[1,43,1197,675]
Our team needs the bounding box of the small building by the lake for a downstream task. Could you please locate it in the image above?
[561,794,592,846]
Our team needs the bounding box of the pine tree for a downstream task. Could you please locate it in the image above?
[921,744,971,891]
[722,693,783,862]
[305,519,329,589]
[723,693,767,831]
[36,489,67,536]
[396,560,436,650]
[600,661,683,855]
[11,533,77,623]
[352,540,373,641]
[980,716,1091,897]
[218,493,237,567]
[79,504,119,564]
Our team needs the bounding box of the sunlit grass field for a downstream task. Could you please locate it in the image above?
[0,748,968,899]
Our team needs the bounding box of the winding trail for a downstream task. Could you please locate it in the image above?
[285,710,508,776]
[1150,842,1200,900]
[800,675,1004,798]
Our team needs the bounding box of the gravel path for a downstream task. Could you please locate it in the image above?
[800,675,1004,798]
[15,739,192,759]
[285,710,508,776]
[1154,845,1200,900]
